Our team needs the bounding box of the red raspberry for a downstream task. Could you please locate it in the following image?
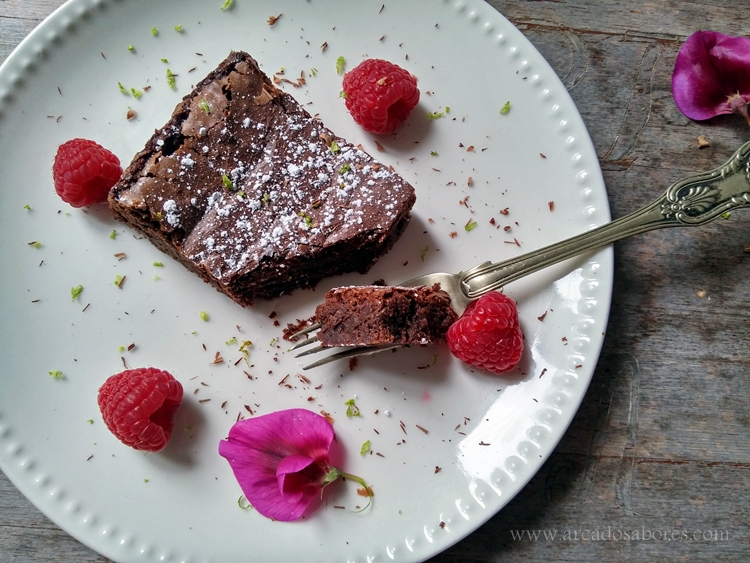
[97,367,184,452]
[52,138,122,208]
[342,59,420,134]
[447,292,524,374]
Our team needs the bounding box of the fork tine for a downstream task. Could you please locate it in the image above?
[288,322,321,340]
[300,344,401,370]
[293,343,327,358]
[290,334,319,351]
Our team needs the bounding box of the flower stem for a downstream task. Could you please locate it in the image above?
[321,467,374,513]
[728,93,750,126]
[339,470,374,497]
[321,466,374,512]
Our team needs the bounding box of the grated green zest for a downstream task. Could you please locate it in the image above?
[222,173,234,190]
[345,398,362,418]
[297,211,313,228]
[239,340,253,365]
[71,285,83,301]
[360,440,371,456]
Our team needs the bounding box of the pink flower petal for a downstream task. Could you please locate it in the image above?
[277,454,327,505]
[672,31,750,121]
[218,409,334,521]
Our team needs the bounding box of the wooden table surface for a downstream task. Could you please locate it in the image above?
[1,1,748,562]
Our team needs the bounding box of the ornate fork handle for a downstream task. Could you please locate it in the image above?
[462,140,750,298]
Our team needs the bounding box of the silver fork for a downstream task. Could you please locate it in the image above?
[290,139,750,369]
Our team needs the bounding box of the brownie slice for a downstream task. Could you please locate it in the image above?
[315,284,458,347]
[109,51,416,306]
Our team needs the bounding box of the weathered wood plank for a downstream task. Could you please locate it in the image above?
[488,0,749,39]
[0,0,62,61]
[0,472,110,562]
[0,0,65,20]
[432,455,750,562]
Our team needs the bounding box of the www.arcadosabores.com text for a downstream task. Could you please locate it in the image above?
[510,527,730,542]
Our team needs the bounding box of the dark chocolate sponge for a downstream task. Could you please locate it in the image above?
[109,51,416,306]
[315,284,458,347]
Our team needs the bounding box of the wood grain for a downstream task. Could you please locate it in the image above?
[2,1,748,562]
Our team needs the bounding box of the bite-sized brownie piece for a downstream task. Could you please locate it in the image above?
[109,51,416,306]
[315,284,458,347]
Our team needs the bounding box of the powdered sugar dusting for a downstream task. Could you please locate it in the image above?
[111,52,415,303]
[163,199,180,227]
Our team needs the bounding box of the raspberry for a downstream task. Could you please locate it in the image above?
[342,59,420,134]
[97,367,183,452]
[52,138,122,208]
[447,292,524,375]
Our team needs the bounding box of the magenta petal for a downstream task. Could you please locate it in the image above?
[218,409,334,521]
[672,31,750,121]
[277,454,327,505]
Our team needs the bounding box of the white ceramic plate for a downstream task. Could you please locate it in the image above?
[0,1,612,562]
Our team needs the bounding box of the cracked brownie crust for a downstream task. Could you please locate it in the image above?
[109,51,416,306]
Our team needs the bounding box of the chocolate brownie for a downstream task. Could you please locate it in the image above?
[109,51,416,306]
[315,284,458,347]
